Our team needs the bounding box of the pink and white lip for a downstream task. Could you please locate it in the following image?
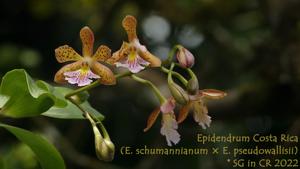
[115,54,149,73]
[64,69,100,86]
[159,98,180,146]
[160,113,181,146]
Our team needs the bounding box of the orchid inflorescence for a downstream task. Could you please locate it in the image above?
[54,15,227,160]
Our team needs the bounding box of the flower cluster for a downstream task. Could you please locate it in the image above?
[54,15,227,150]
[54,15,161,86]
[143,59,226,146]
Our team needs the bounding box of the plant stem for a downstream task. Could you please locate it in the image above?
[68,97,110,139]
[168,63,176,83]
[115,71,132,79]
[65,71,132,99]
[64,71,133,140]
[65,81,100,99]
[96,120,110,139]
[162,45,181,66]
[186,68,198,80]
[160,66,188,86]
[68,97,87,115]
[131,74,166,104]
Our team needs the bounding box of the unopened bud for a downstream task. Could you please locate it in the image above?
[176,46,195,68]
[168,82,189,105]
[92,124,115,162]
[187,77,199,95]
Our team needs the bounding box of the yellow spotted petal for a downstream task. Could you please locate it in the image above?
[122,15,137,42]
[55,45,82,63]
[54,61,83,84]
[138,49,161,67]
[80,26,94,57]
[90,62,116,85]
[92,45,111,62]
[106,42,130,64]
[200,89,227,99]
[144,107,161,132]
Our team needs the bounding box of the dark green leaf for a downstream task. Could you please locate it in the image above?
[0,123,66,169]
[42,86,104,120]
[0,69,55,117]
[0,69,104,120]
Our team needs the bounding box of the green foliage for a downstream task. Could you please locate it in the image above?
[0,123,66,169]
[0,69,55,117]
[1,143,39,169]
[42,86,104,120]
[0,69,104,120]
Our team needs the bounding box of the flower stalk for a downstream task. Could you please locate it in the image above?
[131,74,166,104]
[160,66,188,86]
[162,45,181,66]
[68,96,114,161]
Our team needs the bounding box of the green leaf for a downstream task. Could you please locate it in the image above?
[42,86,104,120]
[0,69,104,120]
[0,123,66,169]
[0,69,55,117]
[2,143,39,169]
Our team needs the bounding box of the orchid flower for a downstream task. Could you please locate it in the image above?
[178,89,227,129]
[143,98,180,146]
[54,26,116,86]
[106,15,161,73]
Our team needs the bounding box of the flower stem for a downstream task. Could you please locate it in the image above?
[65,81,100,99]
[64,71,133,141]
[160,66,188,86]
[162,45,181,66]
[167,63,176,84]
[96,120,110,139]
[186,68,198,80]
[131,74,166,104]
[115,71,133,79]
[68,96,110,139]
[65,71,132,99]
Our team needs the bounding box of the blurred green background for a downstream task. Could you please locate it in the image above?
[0,0,300,169]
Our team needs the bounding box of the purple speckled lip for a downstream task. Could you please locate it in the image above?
[115,53,150,73]
[64,68,100,86]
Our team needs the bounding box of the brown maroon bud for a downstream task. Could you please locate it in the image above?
[176,46,195,68]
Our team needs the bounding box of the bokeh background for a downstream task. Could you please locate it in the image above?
[1,0,300,169]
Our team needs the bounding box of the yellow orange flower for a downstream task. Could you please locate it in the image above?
[54,26,116,86]
[106,15,161,73]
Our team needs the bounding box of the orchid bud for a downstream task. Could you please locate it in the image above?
[176,46,195,68]
[168,62,189,105]
[92,124,115,162]
[187,77,199,95]
[168,82,189,105]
